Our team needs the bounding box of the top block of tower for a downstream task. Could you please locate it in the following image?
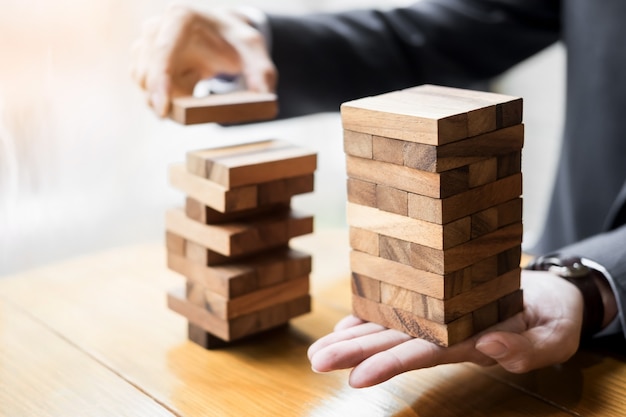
[170,91,278,125]
[186,139,317,188]
[340,84,522,145]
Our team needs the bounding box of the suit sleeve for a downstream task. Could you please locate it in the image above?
[267,0,560,117]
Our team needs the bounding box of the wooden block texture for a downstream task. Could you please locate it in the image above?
[186,140,316,188]
[170,91,278,125]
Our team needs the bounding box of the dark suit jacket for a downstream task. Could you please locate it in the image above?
[268,0,626,332]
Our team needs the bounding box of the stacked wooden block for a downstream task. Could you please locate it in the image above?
[165,139,317,348]
[341,84,524,347]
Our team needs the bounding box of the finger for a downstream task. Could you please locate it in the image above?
[307,321,387,360]
[311,328,413,373]
[130,17,162,90]
[333,315,365,332]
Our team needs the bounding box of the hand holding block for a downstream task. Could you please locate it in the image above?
[170,91,278,125]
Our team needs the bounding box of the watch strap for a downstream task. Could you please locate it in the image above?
[526,255,605,339]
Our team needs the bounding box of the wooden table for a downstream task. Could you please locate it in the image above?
[1,229,625,416]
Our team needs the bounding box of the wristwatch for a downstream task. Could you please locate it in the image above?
[525,255,605,339]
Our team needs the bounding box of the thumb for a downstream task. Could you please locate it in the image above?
[475,327,578,373]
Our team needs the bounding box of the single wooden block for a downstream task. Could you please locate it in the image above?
[376,185,408,216]
[347,178,377,208]
[186,140,317,188]
[187,276,310,320]
[403,124,524,173]
[341,85,521,146]
[403,84,523,136]
[166,231,185,256]
[347,155,469,199]
[409,223,523,274]
[468,158,498,188]
[186,197,290,225]
[169,163,257,213]
[498,151,522,179]
[352,273,381,302]
[352,294,474,347]
[187,322,291,350]
[379,234,413,266]
[498,289,524,320]
[347,202,471,250]
[170,91,278,125]
[380,281,414,312]
[343,129,373,159]
[407,173,522,224]
[228,295,311,341]
[166,208,313,257]
[471,207,499,239]
[472,301,500,333]
[497,198,524,228]
[349,227,379,256]
[168,287,310,342]
[372,135,404,165]
[257,174,315,206]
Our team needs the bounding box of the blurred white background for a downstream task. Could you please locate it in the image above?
[0,0,564,276]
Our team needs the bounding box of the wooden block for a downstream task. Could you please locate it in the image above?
[168,250,257,298]
[168,287,310,342]
[168,244,311,298]
[166,208,313,257]
[188,322,229,349]
[347,155,469,199]
[498,245,522,275]
[341,85,521,146]
[182,174,314,222]
[408,173,522,224]
[169,91,278,125]
[347,202,471,250]
[409,223,523,274]
[471,207,499,239]
[350,250,467,299]
[498,151,522,179]
[186,140,317,188]
[166,231,185,256]
[188,276,310,320]
[372,136,404,165]
[375,185,408,216]
[497,198,523,228]
[380,282,414,312]
[349,227,379,256]
[472,301,500,333]
[167,286,230,340]
[343,130,372,158]
[257,174,315,206]
[341,90,469,145]
[352,294,474,347]
[169,163,257,212]
[373,268,519,323]
[403,124,524,173]
[347,178,377,208]
[468,158,498,188]
[351,273,381,302]
[499,289,524,320]
[228,295,311,340]
[404,84,523,135]
[186,197,290,225]
[379,235,412,266]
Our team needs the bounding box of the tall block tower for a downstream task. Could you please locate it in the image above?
[341,84,524,346]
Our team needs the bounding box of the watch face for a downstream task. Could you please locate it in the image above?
[532,256,591,278]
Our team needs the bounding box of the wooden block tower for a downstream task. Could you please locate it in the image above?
[165,139,317,348]
[341,84,524,347]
